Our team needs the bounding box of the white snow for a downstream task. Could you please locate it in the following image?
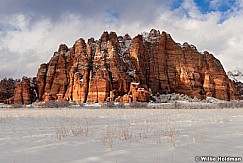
[0,103,11,108]
[100,43,107,51]
[60,50,69,56]
[190,44,197,50]
[118,39,131,63]
[120,40,131,56]
[124,40,131,48]
[128,70,134,76]
[141,31,161,43]
[41,68,47,73]
[137,88,145,91]
[227,70,243,83]
[0,108,243,163]
[131,82,139,85]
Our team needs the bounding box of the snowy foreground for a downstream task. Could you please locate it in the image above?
[0,108,243,163]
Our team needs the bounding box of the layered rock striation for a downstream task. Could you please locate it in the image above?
[12,29,239,104]
[13,77,37,104]
[0,78,19,104]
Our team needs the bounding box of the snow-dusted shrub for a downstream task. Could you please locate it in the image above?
[218,101,243,109]
[173,101,182,109]
[129,102,148,108]
[171,94,180,101]
[73,102,84,107]
[116,102,125,109]
[57,101,70,108]
[44,101,70,108]
[10,104,23,108]
[102,102,116,108]
[44,101,58,108]
[161,99,168,103]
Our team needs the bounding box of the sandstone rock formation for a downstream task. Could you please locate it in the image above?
[231,81,243,100]
[13,77,37,104]
[11,29,239,104]
[227,70,243,100]
[0,78,19,104]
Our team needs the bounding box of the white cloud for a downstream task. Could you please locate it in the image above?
[0,0,243,79]
[209,0,221,10]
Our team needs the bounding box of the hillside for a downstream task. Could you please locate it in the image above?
[9,29,239,104]
[227,70,243,99]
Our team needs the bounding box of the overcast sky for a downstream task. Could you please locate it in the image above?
[0,0,242,79]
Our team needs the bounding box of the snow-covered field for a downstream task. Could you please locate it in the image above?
[0,108,243,163]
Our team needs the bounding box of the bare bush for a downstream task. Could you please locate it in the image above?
[193,128,204,143]
[116,102,125,109]
[77,102,85,107]
[161,99,168,103]
[44,101,70,108]
[174,101,182,109]
[56,101,70,108]
[101,102,125,109]
[129,102,148,108]
[55,121,89,140]
[171,94,180,101]
[101,125,115,149]
[102,102,116,108]
[10,104,23,108]
[101,123,132,148]
[164,126,178,147]
[0,116,13,123]
[44,101,58,108]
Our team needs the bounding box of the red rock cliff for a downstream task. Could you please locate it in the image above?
[13,77,37,104]
[0,78,19,104]
[13,29,239,104]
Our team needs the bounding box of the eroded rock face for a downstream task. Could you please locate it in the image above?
[65,38,91,103]
[13,77,37,104]
[231,81,243,100]
[0,78,19,104]
[227,70,243,100]
[138,30,238,100]
[13,29,239,104]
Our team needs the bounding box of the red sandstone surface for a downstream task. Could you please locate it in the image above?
[8,29,239,104]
